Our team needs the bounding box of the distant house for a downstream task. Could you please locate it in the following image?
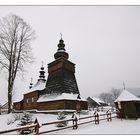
[87,97,108,108]
[114,90,140,119]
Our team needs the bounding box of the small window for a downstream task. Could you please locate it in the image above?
[26,98,29,103]
[32,97,34,102]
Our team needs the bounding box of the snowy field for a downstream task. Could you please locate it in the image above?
[53,118,140,135]
[0,112,140,135]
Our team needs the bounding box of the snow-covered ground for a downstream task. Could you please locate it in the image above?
[52,118,140,135]
[0,112,140,135]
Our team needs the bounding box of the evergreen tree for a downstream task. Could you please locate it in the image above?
[20,112,33,126]
[18,112,33,134]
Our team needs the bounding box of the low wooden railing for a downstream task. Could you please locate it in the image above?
[39,118,76,134]
[0,123,38,135]
[0,110,120,135]
[37,110,118,134]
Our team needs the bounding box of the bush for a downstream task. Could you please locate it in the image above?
[18,112,33,134]
[56,111,68,127]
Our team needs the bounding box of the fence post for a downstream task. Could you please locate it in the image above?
[95,113,99,124]
[107,114,109,121]
[72,112,78,129]
[97,113,99,124]
[106,111,109,122]
[110,112,112,121]
[75,117,78,129]
[72,113,75,129]
[34,118,40,134]
[95,114,97,124]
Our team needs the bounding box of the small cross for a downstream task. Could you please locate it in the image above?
[41,61,44,67]
[60,33,62,39]
[31,77,33,83]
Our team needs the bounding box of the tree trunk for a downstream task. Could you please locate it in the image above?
[8,83,13,113]
[8,94,12,114]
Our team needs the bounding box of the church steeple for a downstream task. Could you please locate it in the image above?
[54,35,69,60]
[38,61,46,82]
[46,36,80,94]
[29,78,33,89]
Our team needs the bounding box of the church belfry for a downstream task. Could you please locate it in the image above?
[29,78,33,89]
[38,62,46,82]
[54,37,69,60]
[45,37,80,94]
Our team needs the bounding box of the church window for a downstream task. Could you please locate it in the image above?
[32,97,34,102]
[26,98,29,103]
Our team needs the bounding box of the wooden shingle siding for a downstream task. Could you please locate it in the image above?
[23,91,39,110]
[37,100,65,110]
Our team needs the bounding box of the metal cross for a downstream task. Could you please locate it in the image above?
[41,61,44,67]
[60,33,62,39]
[31,77,33,83]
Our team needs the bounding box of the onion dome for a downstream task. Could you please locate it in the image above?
[29,78,33,89]
[38,61,46,82]
[54,36,69,60]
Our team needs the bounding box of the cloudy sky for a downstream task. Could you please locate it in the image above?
[0,6,140,104]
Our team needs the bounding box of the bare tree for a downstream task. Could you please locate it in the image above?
[99,92,112,104]
[110,88,121,101]
[0,14,35,113]
[99,88,121,106]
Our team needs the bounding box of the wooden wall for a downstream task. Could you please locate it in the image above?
[37,100,65,110]
[13,92,88,111]
[13,101,23,110]
[115,101,140,118]
[23,91,39,110]
[38,100,88,111]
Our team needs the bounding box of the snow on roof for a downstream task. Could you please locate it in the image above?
[37,93,87,102]
[1,102,8,109]
[114,90,140,102]
[91,97,105,105]
[13,80,46,103]
[58,50,65,52]
[24,80,46,94]
[127,88,140,97]
[13,94,23,103]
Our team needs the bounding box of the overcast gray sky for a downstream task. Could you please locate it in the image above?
[0,6,140,104]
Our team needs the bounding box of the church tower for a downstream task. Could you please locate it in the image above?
[38,62,46,82]
[45,37,80,95]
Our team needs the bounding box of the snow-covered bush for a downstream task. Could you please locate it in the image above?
[57,111,66,120]
[56,111,68,127]
[18,112,33,134]
[19,112,33,126]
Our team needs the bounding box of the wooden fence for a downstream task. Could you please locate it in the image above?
[0,111,120,135]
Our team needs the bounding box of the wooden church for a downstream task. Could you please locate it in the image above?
[13,37,88,113]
